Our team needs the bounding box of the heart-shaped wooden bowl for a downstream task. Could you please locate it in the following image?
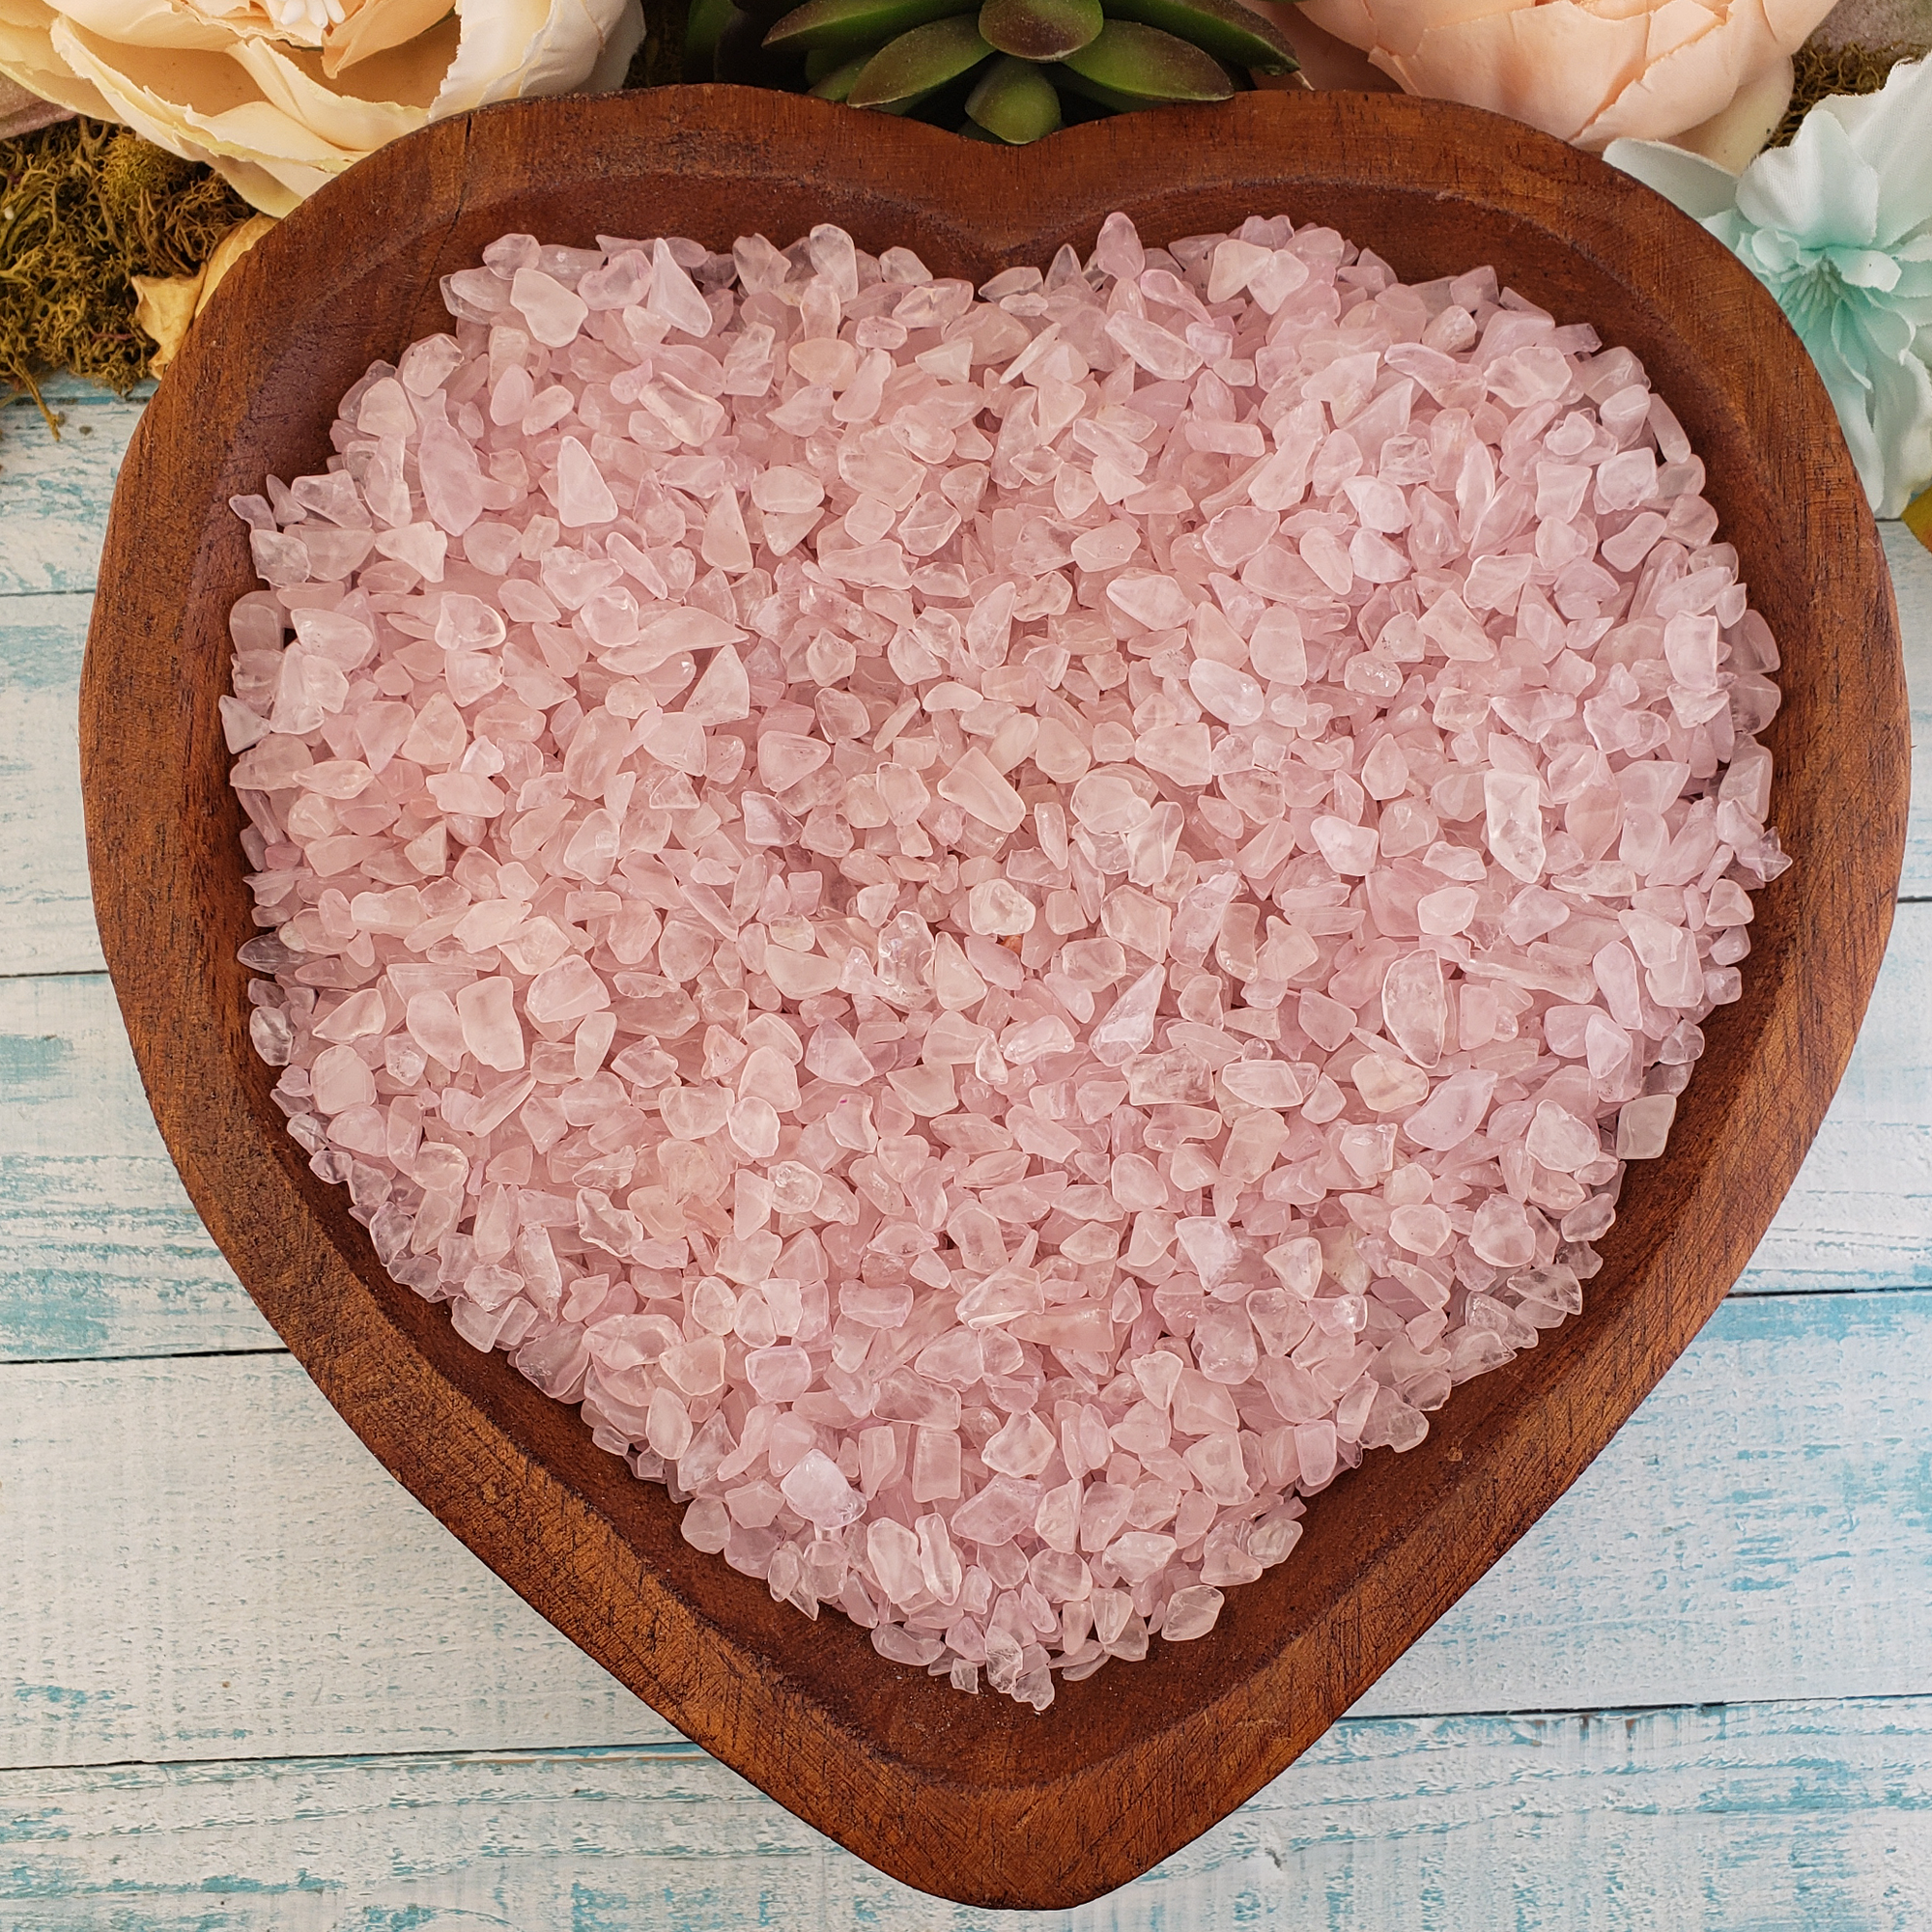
[79,85,1909,1909]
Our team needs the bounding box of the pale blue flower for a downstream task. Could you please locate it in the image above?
[1607,57,1932,518]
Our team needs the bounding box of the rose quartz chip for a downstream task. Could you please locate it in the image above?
[555,438,618,528]
[509,267,587,347]
[938,748,1026,834]
[228,212,1786,1715]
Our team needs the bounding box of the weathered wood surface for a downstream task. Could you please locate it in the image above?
[0,386,143,599]
[3,470,1920,1360]
[0,595,103,979]
[0,972,266,1362]
[3,908,1925,1367]
[1889,522,1932,897]
[6,1699,1930,1931]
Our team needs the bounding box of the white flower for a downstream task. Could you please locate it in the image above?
[0,0,645,216]
[1608,57,1932,518]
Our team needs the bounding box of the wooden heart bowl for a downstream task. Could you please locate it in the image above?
[80,85,1909,1909]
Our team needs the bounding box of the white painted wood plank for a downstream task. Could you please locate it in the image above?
[2,1697,1928,1930]
[0,974,264,1363]
[1735,895,1932,1293]
[0,595,105,978]
[1887,521,1932,902]
[2,1350,663,1773]
[4,1289,1927,1771]
[0,387,144,599]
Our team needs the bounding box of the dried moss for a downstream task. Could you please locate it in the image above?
[1771,42,1920,145]
[0,117,250,432]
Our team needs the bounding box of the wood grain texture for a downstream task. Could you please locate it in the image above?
[1733,899,1932,1293]
[7,1287,1929,1764]
[3,585,1918,1356]
[4,1699,1931,1931]
[0,527,1910,1345]
[74,87,1912,1906]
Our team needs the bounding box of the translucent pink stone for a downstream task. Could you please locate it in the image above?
[1485,770,1548,883]
[1188,659,1264,726]
[229,211,1784,1716]
[555,438,618,527]
[966,880,1035,936]
[1310,815,1379,876]
[455,979,524,1071]
[805,1021,875,1087]
[1381,952,1448,1069]
[509,267,587,347]
[757,732,830,789]
[416,420,485,536]
[781,1448,866,1529]
[938,748,1026,834]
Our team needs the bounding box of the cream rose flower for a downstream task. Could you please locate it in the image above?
[0,0,644,215]
[1289,0,1837,165]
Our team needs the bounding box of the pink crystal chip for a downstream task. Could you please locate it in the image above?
[226,214,1788,1712]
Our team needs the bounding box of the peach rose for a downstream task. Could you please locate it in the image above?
[0,0,644,215]
[1289,0,1835,165]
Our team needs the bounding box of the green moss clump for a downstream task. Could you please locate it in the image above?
[1,117,251,431]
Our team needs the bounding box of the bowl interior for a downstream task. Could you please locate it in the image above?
[79,87,1910,1909]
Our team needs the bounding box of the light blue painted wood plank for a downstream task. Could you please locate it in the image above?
[4,1289,1927,1770]
[3,1698,1929,1931]
[10,374,148,409]
[1888,522,1932,902]
[0,595,104,978]
[1735,896,1932,1293]
[1360,1285,1932,1718]
[0,974,263,1363]
[0,390,145,599]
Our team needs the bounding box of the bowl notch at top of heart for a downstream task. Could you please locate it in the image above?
[78,85,1909,1910]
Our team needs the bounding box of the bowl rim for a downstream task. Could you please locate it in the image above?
[79,84,1910,1910]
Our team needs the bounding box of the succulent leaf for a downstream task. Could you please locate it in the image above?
[809,48,873,94]
[978,0,1103,61]
[1056,17,1233,104]
[1102,0,1295,73]
[685,0,737,74]
[764,0,968,55]
[729,0,1273,133]
[846,14,994,108]
[965,52,1065,137]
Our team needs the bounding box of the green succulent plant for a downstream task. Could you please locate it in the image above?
[685,0,1298,142]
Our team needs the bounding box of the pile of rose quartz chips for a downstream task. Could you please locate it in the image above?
[223,211,1788,1709]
